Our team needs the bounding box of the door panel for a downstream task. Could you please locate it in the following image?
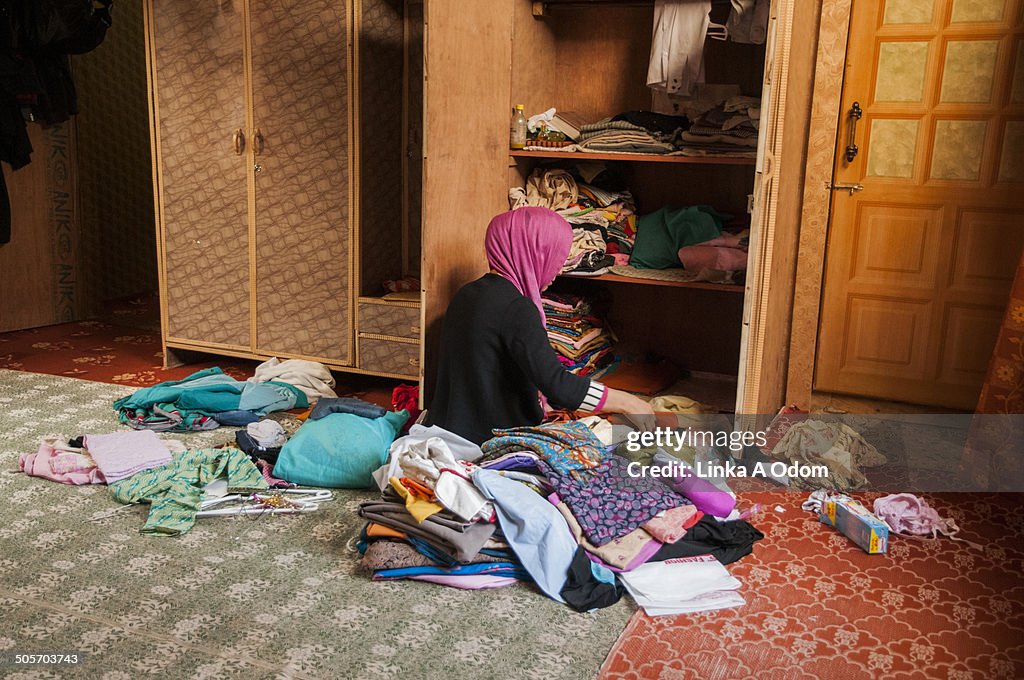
[815,0,1023,409]
[152,1,250,347]
[249,0,352,363]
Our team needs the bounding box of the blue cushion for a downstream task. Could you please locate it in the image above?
[274,410,409,488]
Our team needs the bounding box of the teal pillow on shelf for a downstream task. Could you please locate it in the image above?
[274,409,409,488]
[629,205,725,269]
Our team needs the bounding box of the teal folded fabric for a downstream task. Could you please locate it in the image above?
[274,410,409,488]
[629,205,725,270]
[114,367,241,413]
[114,368,308,432]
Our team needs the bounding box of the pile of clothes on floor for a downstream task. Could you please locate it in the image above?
[19,360,423,537]
[676,97,760,158]
[113,358,337,431]
[356,418,765,614]
[510,164,637,275]
[542,292,615,377]
[19,429,274,536]
[761,407,888,491]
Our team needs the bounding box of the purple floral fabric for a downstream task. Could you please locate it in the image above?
[539,454,690,547]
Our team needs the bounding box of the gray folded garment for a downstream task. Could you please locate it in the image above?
[358,501,496,563]
[310,396,387,420]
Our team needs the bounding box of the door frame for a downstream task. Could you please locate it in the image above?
[785,0,857,407]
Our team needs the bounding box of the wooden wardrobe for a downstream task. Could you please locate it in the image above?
[146,0,803,411]
[418,0,802,414]
[144,0,422,381]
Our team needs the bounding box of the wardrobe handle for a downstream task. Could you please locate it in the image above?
[232,128,245,155]
[253,128,264,156]
[409,325,420,334]
[408,358,420,368]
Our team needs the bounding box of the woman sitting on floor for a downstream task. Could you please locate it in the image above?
[426,206,654,444]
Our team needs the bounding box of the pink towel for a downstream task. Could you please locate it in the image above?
[20,437,105,485]
[678,245,748,271]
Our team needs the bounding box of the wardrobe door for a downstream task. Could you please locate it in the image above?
[248,0,353,363]
[150,1,250,348]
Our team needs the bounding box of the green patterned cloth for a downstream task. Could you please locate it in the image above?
[110,447,267,536]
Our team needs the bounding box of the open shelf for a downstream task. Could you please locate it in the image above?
[510,149,756,166]
[560,272,745,292]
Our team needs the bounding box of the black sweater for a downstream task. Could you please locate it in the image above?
[426,274,593,444]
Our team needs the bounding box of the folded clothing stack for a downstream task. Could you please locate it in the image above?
[508,165,638,275]
[564,181,637,266]
[677,96,760,158]
[542,292,615,377]
[577,119,676,155]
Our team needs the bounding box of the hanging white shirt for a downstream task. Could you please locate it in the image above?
[647,0,713,98]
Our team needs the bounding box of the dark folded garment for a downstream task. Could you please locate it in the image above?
[310,396,387,420]
[235,429,281,463]
[214,410,262,426]
[649,516,764,565]
[612,110,690,134]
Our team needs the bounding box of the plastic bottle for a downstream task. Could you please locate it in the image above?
[509,104,527,149]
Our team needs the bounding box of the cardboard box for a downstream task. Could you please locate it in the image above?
[819,495,889,554]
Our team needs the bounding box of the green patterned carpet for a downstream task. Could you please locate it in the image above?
[0,370,633,679]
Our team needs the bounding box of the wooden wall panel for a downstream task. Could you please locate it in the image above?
[747,0,821,413]
[421,0,515,397]
[0,124,83,332]
[785,0,855,406]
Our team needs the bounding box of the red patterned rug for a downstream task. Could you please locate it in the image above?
[0,294,400,405]
[600,490,1024,680]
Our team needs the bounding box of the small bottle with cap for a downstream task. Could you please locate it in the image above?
[509,104,527,150]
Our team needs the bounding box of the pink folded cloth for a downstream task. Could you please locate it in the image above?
[678,245,748,271]
[20,437,105,485]
[83,430,172,483]
[642,504,701,543]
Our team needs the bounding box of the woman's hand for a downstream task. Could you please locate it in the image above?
[602,388,656,432]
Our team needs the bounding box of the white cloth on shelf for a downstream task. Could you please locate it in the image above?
[647,0,712,98]
[527,107,556,133]
[248,357,336,402]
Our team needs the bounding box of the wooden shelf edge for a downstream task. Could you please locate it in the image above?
[559,272,745,292]
[510,149,756,166]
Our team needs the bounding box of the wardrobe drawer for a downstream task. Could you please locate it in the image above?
[358,303,421,340]
[359,337,420,377]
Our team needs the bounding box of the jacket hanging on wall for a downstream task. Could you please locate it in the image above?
[0,0,113,245]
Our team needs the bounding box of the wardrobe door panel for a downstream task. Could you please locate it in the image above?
[249,0,352,362]
[151,1,250,347]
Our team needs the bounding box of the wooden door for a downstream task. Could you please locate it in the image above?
[249,0,353,364]
[149,0,251,349]
[815,0,1024,409]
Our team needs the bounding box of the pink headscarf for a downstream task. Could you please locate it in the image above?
[485,207,572,324]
